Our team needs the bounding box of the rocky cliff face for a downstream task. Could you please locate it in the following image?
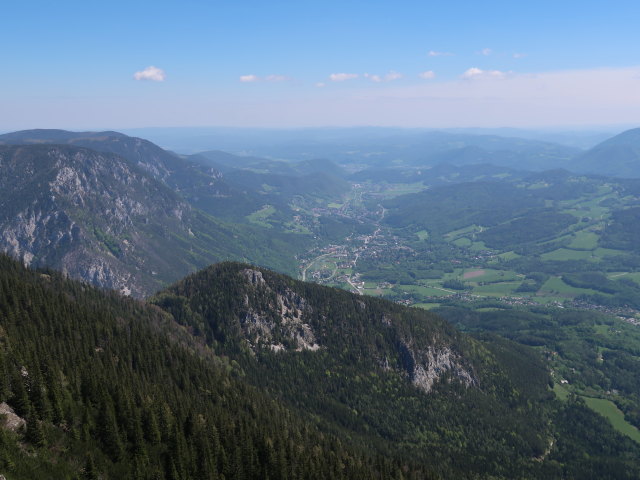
[240,268,320,352]
[0,129,231,199]
[156,262,479,394]
[0,145,188,295]
[0,145,260,297]
[399,339,477,393]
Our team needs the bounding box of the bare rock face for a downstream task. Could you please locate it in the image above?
[0,402,26,432]
[240,269,320,352]
[0,144,236,298]
[242,268,266,287]
[276,288,319,351]
[400,338,477,393]
[238,268,476,393]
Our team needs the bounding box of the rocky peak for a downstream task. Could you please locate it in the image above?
[399,339,477,393]
[239,269,320,352]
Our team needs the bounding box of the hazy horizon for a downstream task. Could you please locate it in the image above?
[1,124,630,154]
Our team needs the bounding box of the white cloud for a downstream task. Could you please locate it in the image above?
[133,66,166,82]
[384,71,403,81]
[461,67,508,80]
[266,74,288,82]
[480,48,492,56]
[344,66,640,128]
[239,74,259,82]
[428,50,453,57]
[329,73,359,82]
[315,82,326,88]
[513,53,527,59]
[364,71,403,83]
[364,73,382,83]
[418,70,436,79]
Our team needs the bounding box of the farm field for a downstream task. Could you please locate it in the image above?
[462,268,520,283]
[415,230,429,241]
[609,272,640,284]
[568,230,599,250]
[583,397,640,443]
[472,282,522,296]
[246,204,277,227]
[541,248,596,261]
[398,284,455,297]
[301,172,640,316]
[538,276,602,297]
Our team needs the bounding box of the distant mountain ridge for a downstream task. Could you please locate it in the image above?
[0,129,349,227]
[195,129,581,170]
[185,149,350,222]
[0,143,302,296]
[0,128,232,196]
[571,127,640,177]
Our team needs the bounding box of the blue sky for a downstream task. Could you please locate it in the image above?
[2,0,640,129]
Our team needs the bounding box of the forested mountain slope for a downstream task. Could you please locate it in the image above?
[0,256,638,478]
[0,254,413,479]
[152,261,640,479]
[0,144,301,297]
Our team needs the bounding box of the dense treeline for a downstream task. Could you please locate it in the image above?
[436,302,640,458]
[601,207,640,252]
[153,263,552,477]
[0,255,420,479]
[383,182,544,236]
[561,271,640,309]
[2,256,640,478]
[478,211,577,249]
[152,262,640,479]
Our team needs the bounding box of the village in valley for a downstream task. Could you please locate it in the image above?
[297,182,640,322]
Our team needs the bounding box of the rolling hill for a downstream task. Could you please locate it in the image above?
[571,127,640,177]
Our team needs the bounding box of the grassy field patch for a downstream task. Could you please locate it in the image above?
[362,287,384,296]
[473,282,521,296]
[247,205,277,227]
[463,269,485,279]
[412,302,442,310]
[568,231,599,250]
[539,276,600,297]
[415,230,429,241]
[608,272,640,284]
[400,284,454,297]
[496,251,520,261]
[583,396,640,443]
[553,383,570,401]
[377,182,427,199]
[541,248,595,261]
[469,241,488,251]
[453,237,472,247]
[284,221,311,234]
[462,269,520,283]
[593,247,626,258]
[444,225,480,240]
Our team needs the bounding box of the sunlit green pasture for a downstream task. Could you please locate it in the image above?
[539,276,601,297]
[583,397,640,443]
